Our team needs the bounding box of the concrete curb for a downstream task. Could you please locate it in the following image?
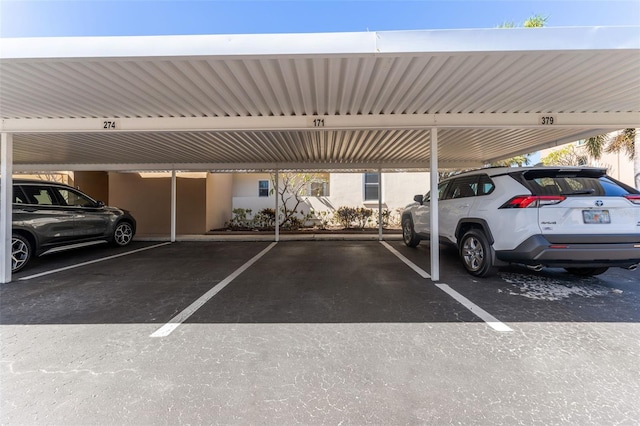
[136,234,403,242]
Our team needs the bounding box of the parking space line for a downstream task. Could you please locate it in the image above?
[380,241,430,279]
[18,242,172,281]
[379,242,511,332]
[436,284,513,332]
[150,242,277,338]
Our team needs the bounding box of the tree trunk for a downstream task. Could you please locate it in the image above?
[635,128,640,189]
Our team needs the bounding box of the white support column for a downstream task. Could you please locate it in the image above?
[378,168,383,241]
[170,170,176,243]
[430,128,440,282]
[1,133,14,283]
[274,170,280,242]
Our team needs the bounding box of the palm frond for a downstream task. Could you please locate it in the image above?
[606,128,635,159]
[584,134,609,159]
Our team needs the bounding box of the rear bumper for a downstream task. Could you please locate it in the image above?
[495,234,640,269]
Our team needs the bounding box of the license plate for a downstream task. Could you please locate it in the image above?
[582,209,610,224]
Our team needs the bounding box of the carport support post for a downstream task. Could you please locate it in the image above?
[274,170,279,242]
[378,168,383,241]
[430,128,440,281]
[1,133,13,283]
[170,169,176,243]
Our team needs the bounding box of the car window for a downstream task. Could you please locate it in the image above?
[523,172,633,196]
[22,186,58,205]
[56,188,96,207]
[13,186,28,204]
[425,181,450,202]
[446,176,478,200]
[476,175,495,196]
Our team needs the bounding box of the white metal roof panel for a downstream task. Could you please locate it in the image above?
[1,27,639,171]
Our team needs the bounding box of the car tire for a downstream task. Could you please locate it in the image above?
[112,221,134,247]
[12,234,32,273]
[402,217,420,247]
[459,229,496,277]
[564,267,609,277]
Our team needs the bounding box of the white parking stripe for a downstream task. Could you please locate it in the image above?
[18,242,172,281]
[380,241,511,332]
[150,242,277,338]
[435,284,513,332]
[380,241,430,279]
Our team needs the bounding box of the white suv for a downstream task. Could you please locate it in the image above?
[401,167,640,277]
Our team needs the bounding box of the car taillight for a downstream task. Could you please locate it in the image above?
[499,195,566,209]
[624,195,640,205]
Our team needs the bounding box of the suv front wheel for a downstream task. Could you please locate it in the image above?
[459,229,496,277]
[112,222,134,247]
[402,217,420,247]
[12,234,32,273]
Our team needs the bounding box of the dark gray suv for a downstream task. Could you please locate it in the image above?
[9,179,136,273]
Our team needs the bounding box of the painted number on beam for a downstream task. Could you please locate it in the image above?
[539,115,556,125]
[103,120,118,130]
[308,117,326,128]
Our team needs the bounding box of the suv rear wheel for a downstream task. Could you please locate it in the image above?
[460,229,496,277]
[12,234,32,273]
[402,217,420,247]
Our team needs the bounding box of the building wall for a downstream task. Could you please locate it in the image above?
[328,172,430,210]
[73,171,109,204]
[230,171,431,223]
[109,172,207,236]
[206,173,233,231]
[588,150,634,186]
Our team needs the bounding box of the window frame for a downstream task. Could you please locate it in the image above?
[363,172,380,201]
[258,180,270,197]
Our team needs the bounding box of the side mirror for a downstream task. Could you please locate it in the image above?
[95,200,105,207]
[413,194,424,205]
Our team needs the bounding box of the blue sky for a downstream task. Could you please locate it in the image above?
[1,0,639,38]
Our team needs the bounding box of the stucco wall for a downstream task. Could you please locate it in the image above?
[231,171,431,221]
[589,151,634,186]
[73,171,109,204]
[207,173,233,231]
[109,172,206,236]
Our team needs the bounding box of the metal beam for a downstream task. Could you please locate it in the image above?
[1,133,13,284]
[10,161,482,173]
[2,112,639,133]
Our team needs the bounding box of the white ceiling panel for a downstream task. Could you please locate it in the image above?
[1,27,639,171]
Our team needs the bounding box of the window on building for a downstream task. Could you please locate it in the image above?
[364,173,379,201]
[304,178,329,197]
[258,180,269,197]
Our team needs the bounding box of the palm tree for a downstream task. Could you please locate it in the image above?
[585,129,638,189]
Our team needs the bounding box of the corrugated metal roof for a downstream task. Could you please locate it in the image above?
[1,27,639,171]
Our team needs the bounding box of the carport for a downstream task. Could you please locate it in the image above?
[1,26,639,283]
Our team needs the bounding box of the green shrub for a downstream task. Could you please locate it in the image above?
[355,207,373,228]
[230,208,252,229]
[254,208,276,229]
[336,206,357,229]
